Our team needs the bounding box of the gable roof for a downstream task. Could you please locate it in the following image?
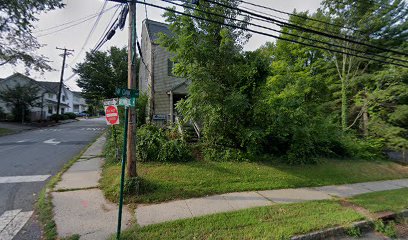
[37,81,61,94]
[1,73,65,94]
[144,19,172,43]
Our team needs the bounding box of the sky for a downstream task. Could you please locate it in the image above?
[0,0,322,91]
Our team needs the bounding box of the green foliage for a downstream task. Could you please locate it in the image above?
[374,220,397,238]
[0,83,41,122]
[0,0,64,71]
[341,135,384,160]
[50,113,69,121]
[104,126,124,164]
[346,226,362,238]
[136,124,192,162]
[63,112,77,119]
[136,93,148,126]
[75,47,137,102]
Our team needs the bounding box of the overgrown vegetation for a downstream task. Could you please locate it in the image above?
[156,0,407,164]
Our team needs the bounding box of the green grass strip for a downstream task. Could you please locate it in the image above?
[350,188,408,213]
[115,200,363,240]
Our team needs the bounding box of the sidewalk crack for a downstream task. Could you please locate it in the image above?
[183,200,194,217]
[255,191,275,204]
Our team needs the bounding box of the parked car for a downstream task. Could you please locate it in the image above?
[76,111,89,117]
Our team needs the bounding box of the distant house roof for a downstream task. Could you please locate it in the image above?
[144,19,172,43]
[37,81,61,94]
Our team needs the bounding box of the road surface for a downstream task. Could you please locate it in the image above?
[0,118,106,240]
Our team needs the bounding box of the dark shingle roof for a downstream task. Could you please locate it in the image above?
[144,19,172,43]
[37,81,61,94]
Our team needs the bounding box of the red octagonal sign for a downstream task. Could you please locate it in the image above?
[104,105,119,125]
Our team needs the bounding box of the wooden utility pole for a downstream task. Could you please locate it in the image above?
[56,47,74,123]
[126,0,137,178]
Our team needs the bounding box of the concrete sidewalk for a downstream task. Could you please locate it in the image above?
[136,179,408,226]
[52,134,132,240]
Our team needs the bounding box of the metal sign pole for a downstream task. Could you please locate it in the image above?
[116,106,129,240]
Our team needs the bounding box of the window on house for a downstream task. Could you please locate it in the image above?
[48,93,53,99]
[48,106,53,114]
[168,59,174,76]
[62,95,65,102]
[61,108,65,114]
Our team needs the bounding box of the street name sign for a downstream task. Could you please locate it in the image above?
[104,105,120,125]
[103,98,118,106]
[118,97,136,107]
[115,87,139,98]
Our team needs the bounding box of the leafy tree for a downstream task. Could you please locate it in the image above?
[0,84,41,122]
[159,0,269,159]
[319,0,408,131]
[254,26,344,163]
[74,46,137,102]
[0,0,64,71]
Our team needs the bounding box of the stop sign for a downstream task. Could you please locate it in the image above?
[104,105,119,125]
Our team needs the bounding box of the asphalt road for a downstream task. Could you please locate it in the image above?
[0,118,106,240]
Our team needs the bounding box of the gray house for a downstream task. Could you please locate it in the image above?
[138,19,189,123]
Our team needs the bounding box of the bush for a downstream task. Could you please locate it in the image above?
[104,126,124,163]
[63,112,77,119]
[158,139,193,162]
[136,124,192,162]
[50,114,68,121]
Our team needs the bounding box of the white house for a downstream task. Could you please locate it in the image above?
[0,73,88,121]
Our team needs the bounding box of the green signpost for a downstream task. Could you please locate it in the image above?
[117,106,128,240]
[115,87,139,240]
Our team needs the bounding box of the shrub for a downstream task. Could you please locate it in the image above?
[50,114,67,121]
[158,139,193,162]
[341,134,384,160]
[63,112,77,119]
[136,124,167,162]
[104,126,124,163]
[136,124,192,162]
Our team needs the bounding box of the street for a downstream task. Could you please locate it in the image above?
[0,118,106,240]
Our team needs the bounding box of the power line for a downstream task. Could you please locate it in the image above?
[204,0,408,57]
[93,4,122,50]
[238,0,364,34]
[162,0,408,65]
[69,0,109,65]
[34,8,107,33]
[135,1,408,68]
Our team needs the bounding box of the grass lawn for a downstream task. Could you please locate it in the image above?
[350,188,408,213]
[100,159,408,204]
[114,200,363,240]
[0,128,14,136]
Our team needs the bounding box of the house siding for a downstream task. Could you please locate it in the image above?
[139,19,188,122]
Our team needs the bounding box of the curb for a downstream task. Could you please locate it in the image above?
[291,209,408,240]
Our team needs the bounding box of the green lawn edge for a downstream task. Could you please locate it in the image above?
[34,132,106,240]
[350,188,408,213]
[100,159,408,204]
[114,200,364,240]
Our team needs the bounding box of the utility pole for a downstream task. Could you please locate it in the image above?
[56,47,74,123]
[126,0,138,178]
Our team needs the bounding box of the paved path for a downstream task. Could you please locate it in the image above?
[52,134,132,240]
[136,179,408,226]
[0,118,106,240]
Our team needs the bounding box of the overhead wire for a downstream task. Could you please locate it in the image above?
[35,5,117,38]
[204,0,408,57]
[135,0,408,68]
[163,0,408,65]
[69,0,109,65]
